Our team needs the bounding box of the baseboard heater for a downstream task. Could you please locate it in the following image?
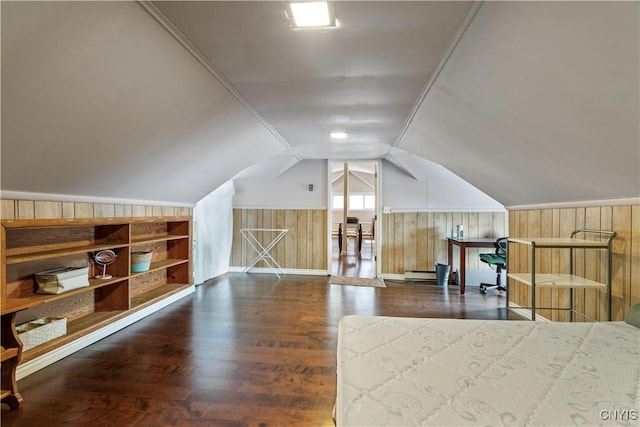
[404,270,437,281]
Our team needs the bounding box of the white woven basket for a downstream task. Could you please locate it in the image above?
[16,317,67,351]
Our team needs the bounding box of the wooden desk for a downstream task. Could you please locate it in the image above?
[447,237,498,294]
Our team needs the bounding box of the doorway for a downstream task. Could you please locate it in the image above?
[328,160,380,278]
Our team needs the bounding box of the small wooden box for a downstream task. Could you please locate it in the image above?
[16,317,67,352]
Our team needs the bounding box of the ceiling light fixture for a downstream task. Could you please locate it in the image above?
[330,131,348,140]
[286,1,336,29]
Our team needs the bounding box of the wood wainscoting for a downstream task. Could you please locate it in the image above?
[508,205,640,322]
[231,209,507,276]
[231,209,327,271]
[380,211,508,275]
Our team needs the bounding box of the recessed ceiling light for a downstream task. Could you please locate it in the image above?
[330,131,348,140]
[286,1,336,29]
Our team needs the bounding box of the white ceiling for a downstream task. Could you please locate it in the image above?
[401,1,640,206]
[1,1,638,207]
[152,1,474,153]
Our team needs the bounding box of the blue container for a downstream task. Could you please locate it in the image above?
[131,251,152,273]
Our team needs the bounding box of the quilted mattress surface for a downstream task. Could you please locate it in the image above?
[336,315,640,426]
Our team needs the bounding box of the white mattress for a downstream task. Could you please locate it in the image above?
[336,315,640,426]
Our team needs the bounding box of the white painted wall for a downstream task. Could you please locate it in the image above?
[381,158,504,211]
[193,181,235,284]
[232,159,326,209]
[231,157,504,212]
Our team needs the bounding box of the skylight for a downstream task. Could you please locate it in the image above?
[287,2,336,29]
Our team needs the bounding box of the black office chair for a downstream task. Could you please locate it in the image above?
[479,237,507,294]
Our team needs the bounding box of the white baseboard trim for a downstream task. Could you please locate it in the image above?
[380,270,499,285]
[228,270,445,282]
[228,266,329,276]
[16,286,195,380]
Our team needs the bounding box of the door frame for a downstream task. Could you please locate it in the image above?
[326,159,382,277]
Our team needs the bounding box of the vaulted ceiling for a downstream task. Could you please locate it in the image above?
[2,1,638,207]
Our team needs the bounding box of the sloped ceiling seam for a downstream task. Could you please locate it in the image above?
[390,0,483,152]
[137,0,291,150]
[274,155,303,179]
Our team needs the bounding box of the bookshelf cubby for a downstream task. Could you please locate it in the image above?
[0,217,192,410]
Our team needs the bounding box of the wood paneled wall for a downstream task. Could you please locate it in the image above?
[381,211,508,275]
[1,199,192,220]
[231,209,327,271]
[508,205,639,322]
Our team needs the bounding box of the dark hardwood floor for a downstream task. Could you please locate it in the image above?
[2,274,516,426]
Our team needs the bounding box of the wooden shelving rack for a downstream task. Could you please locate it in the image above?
[0,216,192,410]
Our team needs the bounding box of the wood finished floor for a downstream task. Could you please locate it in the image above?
[330,236,375,278]
[2,274,517,427]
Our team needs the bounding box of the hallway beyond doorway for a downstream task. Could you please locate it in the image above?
[330,236,374,278]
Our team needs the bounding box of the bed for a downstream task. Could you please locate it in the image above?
[336,315,640,426]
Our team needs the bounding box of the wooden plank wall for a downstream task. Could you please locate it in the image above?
[231,209,327,271]
[1,199,191,220]
[508,205,639,322]
[381,211,508,275]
